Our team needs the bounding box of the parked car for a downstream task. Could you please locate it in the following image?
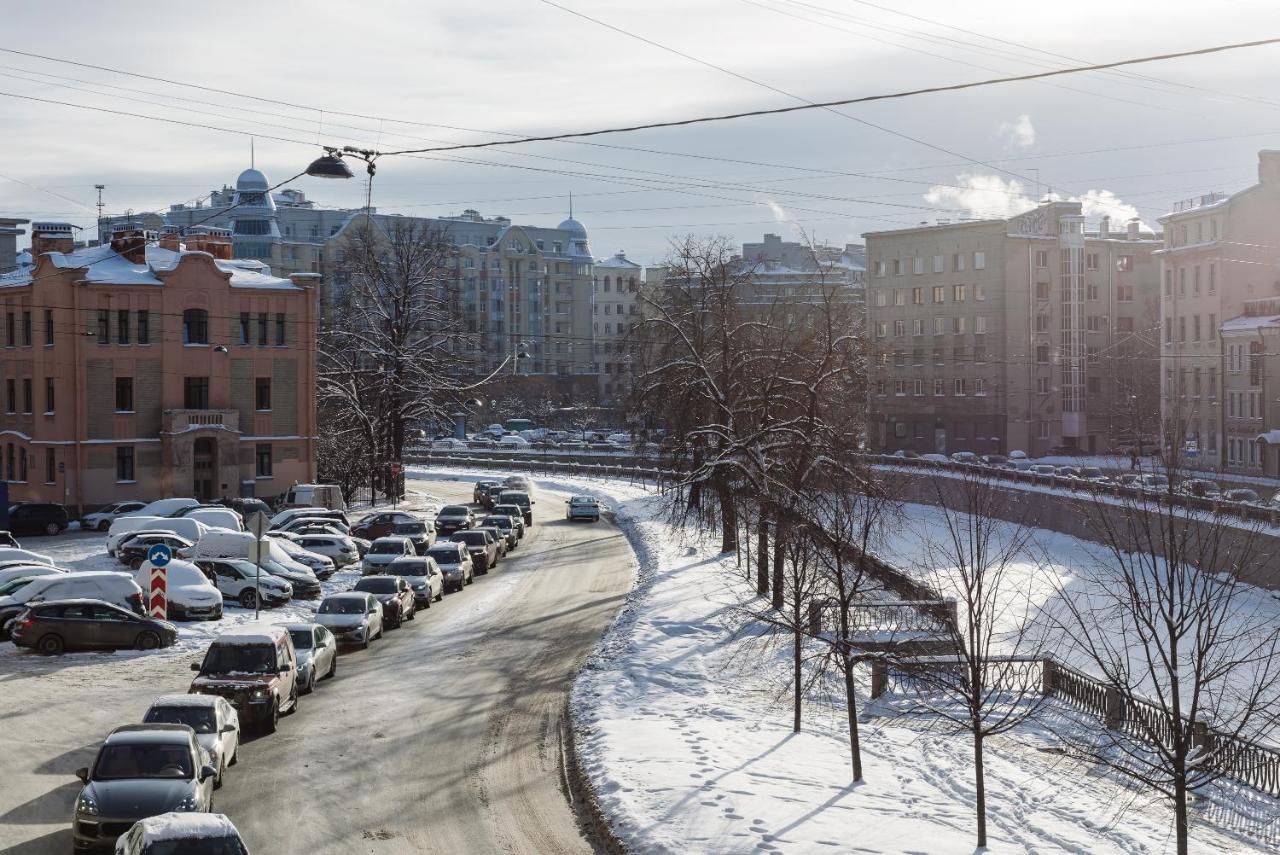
[889,450,920,460]
[950,451,980,464]
[314,592,384,649]
[269,507,350,530]
[433,505,474,536]
[360,536,416,576]
[1075,466,1108,483]
[142,695,240,789]
[281,518,351,537]
[259,558,320,599]
[218,497,273,519]
[114,812,250,855]
[0,571,145,639]
[473,480,501,504]
[12,598,177,654]
[1030,464,1057,476]
[1178,478,1222,498]
[426,542,474,593]
[289,533,360,568]
[475,525,509,560]
[1141,474,1171,492]
[450,529,499,574]
[277,622,338,693]
[384,557,444,607]
[1046,445,1082,456]
[559,439,585,450]
[179,507,243,532]
[981,454,1008,467]
[497,490,533,525]
[189,625,300,732]
[588,440,619,452]
[565,495,601,522]
[353,575,416,629]
[8,502,70,536]
[130,559,223,621]
[279,483,345,511]
[390,520,433,554]
[0,547,53,566]
[920,453,949,464]
[1054,465,1080,478]
[126,499,201,519]
[192,532,316,584]
[431,438,469,450]
[1115,473,1143,488]
[108,518,210,557]
[1224,488,1261,504]
[81,502,146,532]
[0,573,50,597]
[350,511,420,541]
[479,515,520,549]
[262,533,336,579]
[0,563,61,588]
[490,504,526,539]
[196,559,293,610]
[118,533,195,571]
[72,725,217,852]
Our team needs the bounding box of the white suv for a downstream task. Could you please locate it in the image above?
[292,533,360,568]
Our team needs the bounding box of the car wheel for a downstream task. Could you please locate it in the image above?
[36,633,64,655]
[214,760,225,790]
[135,631,161,651]
[435,588,444,602]
[44,522,59,536]
[229,748,238,767]
[239,589,258,609]
[264,701,279,734]
[326,655,337,679]
[302,670,315,695]
[97,520,110,532]
[129,557,144,571]
[285,682,298,715]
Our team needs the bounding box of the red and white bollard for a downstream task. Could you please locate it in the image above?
[148,562,167,621]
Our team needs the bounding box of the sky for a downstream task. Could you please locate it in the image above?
[3,0,1280,264]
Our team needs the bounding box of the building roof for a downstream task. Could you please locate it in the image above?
[235,168,269,191]
[557,216,588,238]
[596,251,640,269]
[1221,313,1280,334]
[0,243,298,290]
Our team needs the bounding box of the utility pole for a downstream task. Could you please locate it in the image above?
[94,185,105,239]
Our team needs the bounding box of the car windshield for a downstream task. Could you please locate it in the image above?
[1080,468,1103,477]
[571,498,595,505]
[392,523,424,534]
[455,532,484,545]
[389,561,428,576]
[355,577,398,594]
[439,507,469,518]
[201,645,276,675]
[144,706,217,735]
[370,542,403,555]
[427,549,461,565]
[319,597,366,615]
[482,518,510,528]
[93,744,193,780]
[287,629,312,650]
[143,838,247,855]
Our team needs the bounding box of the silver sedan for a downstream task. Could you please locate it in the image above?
[278,622,338,693]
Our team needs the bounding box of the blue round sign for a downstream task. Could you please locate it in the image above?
[147,544,173,567]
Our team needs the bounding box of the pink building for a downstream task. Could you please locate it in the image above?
[0,224,318,511]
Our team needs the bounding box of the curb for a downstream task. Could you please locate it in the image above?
[561,695,629,855]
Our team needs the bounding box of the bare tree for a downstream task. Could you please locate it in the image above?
[1050,483,1280,855]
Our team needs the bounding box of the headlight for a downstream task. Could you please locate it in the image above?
[76,793,99,816]
[176,794,198,811]
[251,688,269,700]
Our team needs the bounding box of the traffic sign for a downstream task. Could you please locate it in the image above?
[245,511,270,540]
[147,543,173,567]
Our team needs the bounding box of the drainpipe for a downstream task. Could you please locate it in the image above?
[71,279,85,515]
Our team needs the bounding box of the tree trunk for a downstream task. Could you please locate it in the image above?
[974,729,987,849]
[793,612,803,733]
[757,515,769,595]
[715,478,738,553]
[1174,763,1189,855]
[844,657,863,781]
[772,521,786,611]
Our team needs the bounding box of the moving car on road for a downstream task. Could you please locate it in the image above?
[353,575,416,629]
[473,480,501,504]
[142,695,240,789]
[189,626,300,733]
[391,520,433,554]
[11,599,177,654]
[314,592,384,649]
[72,724,217,852]
[384,557,444,608]
[113,812,250,855]
[277,622,338,693]
[497,490,533,525]
[81,502,146,532]
[491,504,526,539]
[433,505,474,536]
[426,542,473,592]
[565,496,601,522]
[450,529,499,574]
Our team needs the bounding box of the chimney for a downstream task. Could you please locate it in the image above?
[1098,215,1110,239]
[203,227,233,260]
[1259,149,1280,185]
[1126,218,1140,240]
[109,227,152,263]
[157,224,182,252]
[30,222,76,256]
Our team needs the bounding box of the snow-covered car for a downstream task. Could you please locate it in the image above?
[289,533,361,568]
[280,516,350,536]
[498,434,531,448]
[269,507,350,531]
[0,548,53,567]
[0,563,62,588]
[278,622,338,694]
[1074,466,1109,483]
[195,558,293,610]
[1008,450,1028,460]
[1223,488,1261,504]
[80,501,146,532]
[315,592,384,649]
[950,451,980,464]
[179,506,243,532]
[889,450,920,460]
[125,498,201,519]
[431,438,468,450]
[132,559,222,621]
[566,495,601,522]
[108,518,210,557]
[142,694,240,789]
[114,812,249,855]
[1177,478,1221,498]
[361,536,416,575]
[920,453,949,464]
[118,532,195,570]
[1141,474,1171,492]
[262,532,336,579]
[1029,464,1057,476]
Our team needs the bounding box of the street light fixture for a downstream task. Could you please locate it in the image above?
[305,146,378,180]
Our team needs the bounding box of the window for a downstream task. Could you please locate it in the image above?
[44,309,53,345]
[932,286,945,303]
[256,444,273,478]
[875,322,887,338]
[1035,250,1048,268]
[912,347,924,365]
[892,259,902,275]
[1193,266,1201,295]
[115,377,133,412]
[954,378,967,396]
[1208,313,1216,342]
[1087,316,1102,332]
[933,347,944,364]
[1179,317,1186,342]
[894,380,907,396]
[974,378,987,396]
[1036,281,1050,300]
[1086,253,1099,270]
[1036,376,1050,394]
[875,261,886,278]
[1209,264,1216,293]
[953,316,967,334]
[1165,270,1173,296]
[17,447,25,483]
[45,449,55,484]
[44,377,53,414]
[1179,268,1186,296]
[912,257,924,275]
[934,317,946,335]
[183,376,209,410]
[1087,283,1099,301]
[1193,315,1201,342]
[932,255,944,273]
[953,253,966,272]
[239,312,250,345]
[1165,317,1172,344]
[96,309,108,344]
[974,251,986,270]
[975,284,986,302]
[1037,421,1050,439]
[275,313,286,346]
[1036,345,1050,364]
[1117,255,1134,273]
[1035,314,1050,332]
[912,319,924,336]
[953,284,967,302]
[914,379,925,396]
[257,312,268,346]
[875,291,887,307]
[4,379,12,413]
[20,310,30,347]
[255,378,271,411]
[1116,317,1134,333]
[934,378,945,396]
[975,316,987,334]
[21,378,31,414]
[137,310,149,345]
[893,320,905,337]
[894,290,906,307]
[1117,285,1134,302]
[182,308,208,345]
[912,287,924,305]
[116,447,134,482]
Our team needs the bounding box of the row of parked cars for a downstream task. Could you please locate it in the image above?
[65,477,544,852]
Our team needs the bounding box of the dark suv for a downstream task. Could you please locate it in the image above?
[7,502,69,536]
[434,505,474,535]
[189,626,300,733]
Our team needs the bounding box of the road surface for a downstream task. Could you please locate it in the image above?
[0,474,636,854]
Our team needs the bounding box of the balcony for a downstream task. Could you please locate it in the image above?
[163,409,240,434]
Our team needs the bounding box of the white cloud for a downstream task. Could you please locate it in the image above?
[924,173,1147,229]
[763,199,791,224]
[998,114,1036,148]
[1071,189,1142,225]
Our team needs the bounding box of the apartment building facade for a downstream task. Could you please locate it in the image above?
[0,218,27,274]
[593,250,643,404]
[0,225,318,511]
[1157,150,1280,471]
[865,201,1161,457]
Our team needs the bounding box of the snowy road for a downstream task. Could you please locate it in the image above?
[0,474,636,854]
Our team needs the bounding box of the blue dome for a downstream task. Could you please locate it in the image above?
[236,168,269,191]
[557,216,587,238]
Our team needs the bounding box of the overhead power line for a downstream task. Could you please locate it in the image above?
[378,36,1280,157]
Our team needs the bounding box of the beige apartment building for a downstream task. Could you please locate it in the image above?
[593,250,644,405]
[865,201,1161,457]
[0,224,318,512]
[1157,150,1280,472]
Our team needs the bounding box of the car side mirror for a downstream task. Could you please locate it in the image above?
[280,663,292,672]
[199,764,217,782]
[190,662,201,672]
[221,723,236,733]
[75,766,89,783]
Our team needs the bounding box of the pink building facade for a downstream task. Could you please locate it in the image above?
[0,225,318,512]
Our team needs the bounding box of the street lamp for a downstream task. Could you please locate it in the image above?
[305,146,378,179]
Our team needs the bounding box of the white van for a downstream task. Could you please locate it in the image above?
[131,559,223,621]
[181,508,242,532]
[193,531,312,576]
[0,548,54,567]
[126,498,201,519]
[107,517,211,556]
[280,484,345,511]
[0,570,144,636]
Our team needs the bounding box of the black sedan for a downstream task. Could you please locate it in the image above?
[433,505,474,536]
[11,599,177,654]
[117,533,194,571]
[352,575,416,629]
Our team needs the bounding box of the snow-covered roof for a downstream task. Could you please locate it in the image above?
[558,216,587,238]
[0,243,298,290]
[1221,314,1280,334]
[148,694,221,709]
[132,812,241,844]
[596,251,640,269]
[213,624,287,646]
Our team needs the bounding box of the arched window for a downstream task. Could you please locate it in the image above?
[182,309,208,345]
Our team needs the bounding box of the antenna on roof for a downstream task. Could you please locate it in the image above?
[250,137,255,169]
[569,191,574,220]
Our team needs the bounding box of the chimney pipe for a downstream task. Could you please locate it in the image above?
[1099,216,1110,239]
[157,225,182,252]
[1127,218,1140,240]
[30,222,76,257]
[109,227,152,264]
